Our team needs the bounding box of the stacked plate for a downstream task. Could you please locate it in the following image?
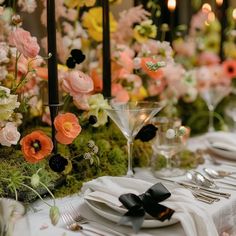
[206,131,236,160]
[82,177,179,228]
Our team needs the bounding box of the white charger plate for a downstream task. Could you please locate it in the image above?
[208,144,236,161]
[84,199,178,228]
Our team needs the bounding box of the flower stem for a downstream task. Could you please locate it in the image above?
[20,183,52,207]
[39,181,56,206]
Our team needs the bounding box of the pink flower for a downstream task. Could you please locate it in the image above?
[197,52,220,66]
[73,94,90,110]
[190,11,208,36]
[9,28,40,58]
[62,70,94,97]
[112,84,130,102]
[0,122,21,147]
[173,38,196,57]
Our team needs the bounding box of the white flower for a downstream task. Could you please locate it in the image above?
[166,129,175,139]
[0,86,20,121]
[87,94,111,127]
[133,57,141,69]
[18,0,37,13]
[0,66,8,80]
[0,42,10,64]
[0,122,20,146]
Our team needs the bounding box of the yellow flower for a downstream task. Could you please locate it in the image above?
[224,42,236,59]
[133,20,157,43]
[82,7,117,42]
[130,87,148,101]
[109,0,122,4]
[203,33,220,54]
[64,0,96,8]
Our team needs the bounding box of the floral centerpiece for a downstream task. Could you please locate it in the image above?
[2,0,231,228]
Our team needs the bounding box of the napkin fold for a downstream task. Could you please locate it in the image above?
[206,132,236,152]
[81,176,218,236]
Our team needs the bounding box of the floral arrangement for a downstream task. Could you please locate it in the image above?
[1,0,235,228]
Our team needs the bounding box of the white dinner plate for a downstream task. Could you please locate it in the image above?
[84,199,179,228]
[208,143,236,161]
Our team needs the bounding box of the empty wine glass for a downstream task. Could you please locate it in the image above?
[200,85,231,132]
[104,100,164,177]
[0,198,30,236]
[151,117,186,177]
[225,100,236,131]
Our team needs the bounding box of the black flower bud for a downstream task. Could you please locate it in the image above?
[71,49,86,64]
[135,124,158,142]
[89,115,97,125]
[49,154,68,173]
[66,57,76,69]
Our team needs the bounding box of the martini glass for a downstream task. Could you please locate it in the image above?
[200,85,231,132]
[104,100,164,177]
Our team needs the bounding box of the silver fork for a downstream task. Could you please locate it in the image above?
[68,204,130,236]
[61,211,106,236]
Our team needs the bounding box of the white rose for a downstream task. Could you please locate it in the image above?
[0,122,20,147]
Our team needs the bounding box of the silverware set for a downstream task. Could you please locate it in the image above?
[61,204,129,236]
[158,164,236,204]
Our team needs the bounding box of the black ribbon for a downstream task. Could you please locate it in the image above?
[118,182,175,233]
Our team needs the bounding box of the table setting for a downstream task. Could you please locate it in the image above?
[11,130,236,236]
[1,0,236,236]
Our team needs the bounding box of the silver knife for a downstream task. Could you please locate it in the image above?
[157,177,231,199]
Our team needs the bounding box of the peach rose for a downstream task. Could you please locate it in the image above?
[54,113,81,144]
[9,28,40,58]
[20,130,53,163]
[112,84,129,102]
[62,70,94,97]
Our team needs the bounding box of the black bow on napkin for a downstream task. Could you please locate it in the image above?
[118,182,175,233]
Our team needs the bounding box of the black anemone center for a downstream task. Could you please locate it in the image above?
[31,140,41,152]
[228,66,234,73]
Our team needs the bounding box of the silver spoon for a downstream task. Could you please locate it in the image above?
[186,171,218,189]
[203,168,236,179]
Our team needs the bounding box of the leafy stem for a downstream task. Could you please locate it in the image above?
[20,183,52,208]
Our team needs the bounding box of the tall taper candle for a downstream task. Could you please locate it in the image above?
[102,0,111,97]
[47,0,59,153]
[219,0,228,60]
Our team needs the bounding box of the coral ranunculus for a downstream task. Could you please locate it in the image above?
[20,131,53,163]
[54,113,81,144]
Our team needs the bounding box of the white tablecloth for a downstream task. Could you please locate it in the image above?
[16,135,236,236]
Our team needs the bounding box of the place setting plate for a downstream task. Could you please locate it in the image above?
[82,176,179,229]
[206,131,236,161]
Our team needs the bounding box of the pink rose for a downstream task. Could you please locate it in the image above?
[73,94,90,110]
[197,52,220,66]
[62,70,94,97]
[9,28,40,58]
[112,84,129,102]
[0,122,20,147]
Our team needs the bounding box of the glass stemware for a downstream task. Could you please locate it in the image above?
[200,85,231,132]
[225,100,236,132]
[0,198,30,236]
[104,100,164,177]
[151,117,185,177]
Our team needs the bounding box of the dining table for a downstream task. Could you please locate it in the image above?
[15,133,236,236]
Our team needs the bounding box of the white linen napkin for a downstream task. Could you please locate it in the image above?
[206,132,236,152]
[81,176,218,236]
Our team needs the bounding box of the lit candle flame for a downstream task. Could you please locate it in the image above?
[167,0,176,12]
[233,8,236,20]
[202,3,212,13]
[216,0,223,6]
